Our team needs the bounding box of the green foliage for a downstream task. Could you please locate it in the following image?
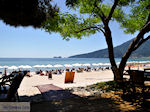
[92,81,121,91]
[42,0,149,39]
[43,12,101,40]
[118,0,135,6]
[121,0,150,34]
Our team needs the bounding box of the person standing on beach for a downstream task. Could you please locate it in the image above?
[4,68,7,76]
[48,71,52,79]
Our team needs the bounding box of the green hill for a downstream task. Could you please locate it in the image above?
[69,39,150,58]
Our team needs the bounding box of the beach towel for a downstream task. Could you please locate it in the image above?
[65,72,75,83]
[36,84,75,101]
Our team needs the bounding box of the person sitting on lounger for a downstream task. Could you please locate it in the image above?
[40,70,44,76]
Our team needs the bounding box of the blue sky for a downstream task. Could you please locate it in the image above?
[0,0,136,58]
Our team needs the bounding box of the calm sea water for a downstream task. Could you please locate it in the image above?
[0,58,150,72]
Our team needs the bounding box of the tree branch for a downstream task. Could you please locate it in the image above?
[106,0,119,23]
[99,28,105,34]
[133,35,150,51]
[119,21,150,72]
[75,26,104,34]
[93,0,106,23]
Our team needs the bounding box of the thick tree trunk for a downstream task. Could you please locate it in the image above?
[104,24,119,80]
[119,21,150,74]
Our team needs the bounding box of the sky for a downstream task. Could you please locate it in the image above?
[0,0,137,58]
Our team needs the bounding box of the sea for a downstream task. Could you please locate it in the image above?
[0,58,150,72]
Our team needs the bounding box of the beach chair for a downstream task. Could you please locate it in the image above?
[130,71,150,102]
[0,71,26,101]
[111,67,129,93]
[76,68,84,73]
[65,72,75,83]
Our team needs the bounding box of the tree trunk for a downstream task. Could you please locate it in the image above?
[119,21,150,74]
[104,24,119,80]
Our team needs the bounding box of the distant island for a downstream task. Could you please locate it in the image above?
[53,56,62,58]
[69,39,150,58]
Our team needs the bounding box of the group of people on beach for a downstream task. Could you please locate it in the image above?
[36,66,111,76]
[37,69,64,79]
[0,66,111,80]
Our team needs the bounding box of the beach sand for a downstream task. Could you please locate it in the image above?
[18,69,150,112]
[18,70,114,96]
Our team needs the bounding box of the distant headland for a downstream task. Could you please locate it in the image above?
[69,39,150,58]
[53,56,62,58]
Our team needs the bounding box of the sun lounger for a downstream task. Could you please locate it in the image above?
[76,68,84,73]
[76,69,82,73]
[65,72,75,83]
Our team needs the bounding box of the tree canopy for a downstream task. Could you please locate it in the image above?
[120,0,150,34]
[0,0,59,28]
[43,0,149,39]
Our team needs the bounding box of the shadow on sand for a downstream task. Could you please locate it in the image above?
[19,89,150,112]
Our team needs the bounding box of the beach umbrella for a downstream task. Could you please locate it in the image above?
[97,63,111,66]
[54,64,63,68]
[40,65,47,68]
[72,63,82,67]
[127,61,139,65]
[116,62,120,65]
[18,65,25,68]
[2,66,9,68]
[98,63,103,66]
[33,65,41,68]
[144,64,150,67]
[0,66,3,69]
[18,65,32,70]
[143,61,150,64]
[127,61,132,64]
[46,64,53,68]
[64,64,73,67]
[8,66,18,70]
[92,63,99,66]
[33,65,42,71]
[23,65,32,69]
[82,63,91,66]
[103,63,111,66]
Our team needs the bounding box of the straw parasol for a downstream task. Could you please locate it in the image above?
[8,66,18,70]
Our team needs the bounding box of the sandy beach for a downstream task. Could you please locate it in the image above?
[18,70,114,96]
